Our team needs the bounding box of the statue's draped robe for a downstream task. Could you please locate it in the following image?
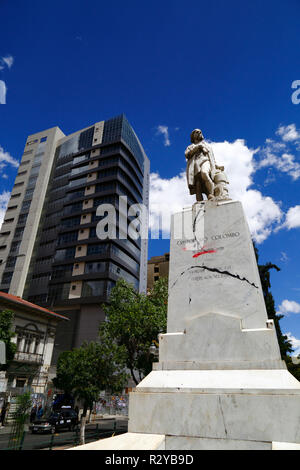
[185,142,216,195]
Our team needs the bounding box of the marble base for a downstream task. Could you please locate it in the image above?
[128,369,300,445]
[70,201,300,450]
[70,432,272,450]
[70,432,165,450]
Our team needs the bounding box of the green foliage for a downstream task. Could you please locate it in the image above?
[254,244,300,380]
[53,341,127,413]
[285,357,300,382]
[254,245,293,359]
[0,309,16,370]
[14,391,32,425]
[7,391,32,450]
[100,278,168,385]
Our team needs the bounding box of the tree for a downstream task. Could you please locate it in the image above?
[100,277,168,385]
[254,245,293,359]
[8,391,32,450]
[0,309,16,371]
[53,341,127,445]
[255,244,300,380]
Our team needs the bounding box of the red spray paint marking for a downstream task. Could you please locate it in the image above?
[192,249,217,258]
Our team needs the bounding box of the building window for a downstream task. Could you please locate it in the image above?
[27,139,38,146]
[17,213,28,225]
[21,200,32,211]
[154,276,159,282]
[1,272,13,284]
[10,241,21,253]
[85,261,106,273]
[40,136,47,142]
[14,227,24,238]
[154,266,159,273]
[16,378,26,388]
[51,264,73,278]
[87,244,108,256]
[6,256,17,268]
[82,280,105,297]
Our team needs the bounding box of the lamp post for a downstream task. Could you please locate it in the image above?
[149,340,159,357]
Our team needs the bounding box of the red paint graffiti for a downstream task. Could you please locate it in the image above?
[192,249,217,258]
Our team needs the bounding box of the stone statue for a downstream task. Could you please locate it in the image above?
[185,129,230,202]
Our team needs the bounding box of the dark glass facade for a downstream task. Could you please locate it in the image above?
[18,115,149,359]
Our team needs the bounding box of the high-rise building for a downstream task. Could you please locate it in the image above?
[0,115,149,361]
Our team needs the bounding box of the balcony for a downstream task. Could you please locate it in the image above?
[14,351,43,365]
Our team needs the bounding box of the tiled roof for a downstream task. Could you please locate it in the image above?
[0,291,68,321]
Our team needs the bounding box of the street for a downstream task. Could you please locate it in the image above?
[0,418,128,450]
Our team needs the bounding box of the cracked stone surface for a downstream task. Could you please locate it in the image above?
[162,199,283,367]
[168,200,270,332]
[170,265,259,290]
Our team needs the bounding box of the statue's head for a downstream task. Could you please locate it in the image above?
[190,129,203,143]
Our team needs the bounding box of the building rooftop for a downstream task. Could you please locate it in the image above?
[148,253,170,264]
[0,291,69,321]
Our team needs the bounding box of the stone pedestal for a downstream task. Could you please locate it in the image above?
[72,200,300,450]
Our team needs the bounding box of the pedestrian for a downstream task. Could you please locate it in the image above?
[37,404,43,419]
[30,405,37,423]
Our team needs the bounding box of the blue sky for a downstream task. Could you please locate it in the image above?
[0,0,300,354]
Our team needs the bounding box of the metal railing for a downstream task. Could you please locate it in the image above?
[0,418,127,450]
[13,352,43,364]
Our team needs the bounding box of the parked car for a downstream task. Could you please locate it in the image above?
[29,408,79,434]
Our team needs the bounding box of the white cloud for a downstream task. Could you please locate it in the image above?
[256,124,300,181]
[0,81,7,104]
[278,299,300,315]
[149,139,283,242]
[283,205,300,230]
[285,332,300,357]
[2,55,14,69]
[0,145,19,170]
[276,124,300,142]
[0,191,10,229]
[150,171,194,236]
[257,139,300,181]
[280,251,289,262]
[0,55,14,71]
[156,125,171,147]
